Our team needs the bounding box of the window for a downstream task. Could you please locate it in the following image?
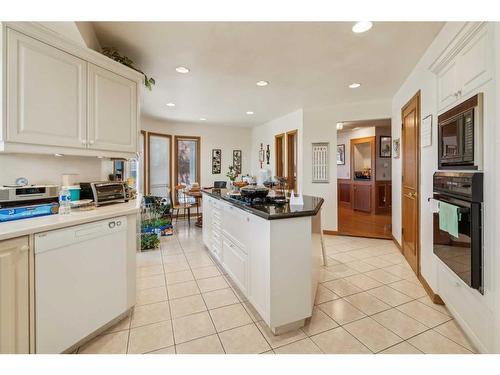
[174,135,201,202]
[148,132,172,198]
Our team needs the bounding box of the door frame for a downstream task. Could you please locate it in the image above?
[286,130,298,191]
[350,136,376,214]
[401,90,421,276]
[174,135,201,204]
[274,133,285,177]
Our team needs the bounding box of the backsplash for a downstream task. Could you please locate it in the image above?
[0,154,107,186]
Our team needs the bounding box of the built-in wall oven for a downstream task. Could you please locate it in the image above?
[432,172,483,293]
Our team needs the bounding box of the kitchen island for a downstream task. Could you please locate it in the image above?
[202,188,324,335]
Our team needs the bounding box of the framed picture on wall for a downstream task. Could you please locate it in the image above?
[380,136,392,158]
[393,138,400,159]
[212,149,221,174]
[337,144,345,165]
[233,150,242,174]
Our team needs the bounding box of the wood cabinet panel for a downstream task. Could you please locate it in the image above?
[375,181,392,213]
[352,183,371,213]
[0,236,30,354]
[337,180,351,207]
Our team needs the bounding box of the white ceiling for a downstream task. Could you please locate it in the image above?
[92,22,443,127]
[338,118,391,133]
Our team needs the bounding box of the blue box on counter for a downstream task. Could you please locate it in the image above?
[0,203,59,222]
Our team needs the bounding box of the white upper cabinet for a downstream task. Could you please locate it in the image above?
[88,64,138,153]
[6,29,87,148]
[1,23,142,157]
[431,22,493,112]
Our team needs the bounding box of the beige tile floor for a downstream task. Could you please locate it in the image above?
[77,225,477,354]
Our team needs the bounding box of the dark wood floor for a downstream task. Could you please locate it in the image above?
[337,205,392,239]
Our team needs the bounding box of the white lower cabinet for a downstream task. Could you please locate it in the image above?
[222,236,248,294]
[0,236,30,354]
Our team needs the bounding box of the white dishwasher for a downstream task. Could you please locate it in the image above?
[35,216,129,353]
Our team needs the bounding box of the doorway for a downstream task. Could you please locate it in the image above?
[401,92,420,274]
[336,119,392,239]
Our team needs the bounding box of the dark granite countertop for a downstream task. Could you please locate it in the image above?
[202,188,324,220]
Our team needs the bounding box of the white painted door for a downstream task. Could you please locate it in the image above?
[7,29,87,148]
[0,236,30,354]
[87,63,138,153]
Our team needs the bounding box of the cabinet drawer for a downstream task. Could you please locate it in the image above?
[222,237,248,294]
[222,205,250,250]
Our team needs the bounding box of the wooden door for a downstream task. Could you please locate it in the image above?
[401,92,420,274]
[88,63,138,153]
[7,29,87,149]
[286,130,298,191]
[352,183,371,212]
[275,134,285,177]
[0,236,30,354]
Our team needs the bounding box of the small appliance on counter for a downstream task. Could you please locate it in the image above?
[80,181,130,207]
[432,172,483,293]
[0,185,59,222]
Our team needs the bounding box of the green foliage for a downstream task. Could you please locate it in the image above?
[226,165,239,182]
[101,47,156,91]
[140,233,160,250]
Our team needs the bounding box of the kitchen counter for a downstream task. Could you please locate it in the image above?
[202,188,324,220]
[0,198,141,241]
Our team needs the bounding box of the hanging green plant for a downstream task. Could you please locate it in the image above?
[101,46,156,90]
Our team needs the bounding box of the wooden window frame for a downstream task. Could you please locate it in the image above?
[174,135,201,203]
[146,131,172,197]
[275,133,285,178]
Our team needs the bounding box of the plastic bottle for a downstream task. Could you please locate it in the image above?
[58,186,72,215]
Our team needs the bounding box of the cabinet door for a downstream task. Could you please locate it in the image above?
[222,204,250,250]
[88,64,138,153]
[222,238,248,294]
[352,184,371,213]
[202,197,212,249]
[458,26,491,98]
[437,59,459,111]
[0,236,30,354]
[7,29,87,148]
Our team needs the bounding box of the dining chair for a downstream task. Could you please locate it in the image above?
[172,184,196,225]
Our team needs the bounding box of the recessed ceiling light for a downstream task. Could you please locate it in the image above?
[166,102,176,107]
[256,80,269,87]
[348,83,361,89]
[54,153,64,157]
[336,122,344,130]
[353,127,361,130]
[352,21,373,33]
[246,111,254,115]
[199,117,207,121]
[175,66,190,74]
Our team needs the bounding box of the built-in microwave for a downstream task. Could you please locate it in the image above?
[438,94,482,170]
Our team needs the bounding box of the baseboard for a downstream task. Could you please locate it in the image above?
[418,273,445,305]
[322,230,339,235]
[392,235,402,251]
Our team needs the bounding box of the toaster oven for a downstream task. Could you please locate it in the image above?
[79,182,130,206]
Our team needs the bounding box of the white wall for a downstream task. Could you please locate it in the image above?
[250,109,304,187]
[336,127,376,179]
[0,154,104,186]
[494,22,500,354]
[391,22,498,353]
[375,125,392,181]
[301,100,391,231]
[142,115,252,189]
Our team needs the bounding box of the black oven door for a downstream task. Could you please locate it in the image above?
[432,194,482,292]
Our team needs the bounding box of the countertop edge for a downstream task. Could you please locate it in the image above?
[202,190,324,220]
[0,199,141,241]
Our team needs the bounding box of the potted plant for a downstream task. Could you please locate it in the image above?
[101,47,156,91]
[226,165,239,190]
[140,233,160,250]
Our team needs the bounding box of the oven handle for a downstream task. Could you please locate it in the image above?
[431,195,471,213]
